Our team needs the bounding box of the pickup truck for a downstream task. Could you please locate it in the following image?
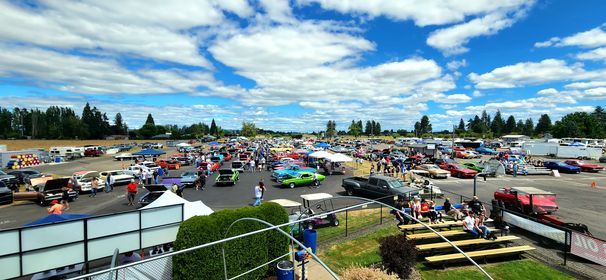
[342,175,419,201]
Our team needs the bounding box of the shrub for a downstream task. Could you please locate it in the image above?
[341,266,398,280]
[378,235,417,279]
[173,203,289,280]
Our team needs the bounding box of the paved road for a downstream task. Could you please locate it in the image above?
[2,153,606,241]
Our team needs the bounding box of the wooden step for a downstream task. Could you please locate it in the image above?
[417,235,520,251]
[399,220,462,231]
[406,228,498,240]
[425,245,535,263]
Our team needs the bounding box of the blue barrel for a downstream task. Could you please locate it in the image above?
[303,229,317,254]
[54,156,61,163]
[276,260,294,280]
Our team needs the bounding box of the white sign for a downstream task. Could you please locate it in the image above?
[571,232,606,266]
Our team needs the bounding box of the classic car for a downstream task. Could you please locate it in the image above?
[72,171,105,192]
[0,181,13,205]
[211,155,224,165]
[463,162,485,172]
[215,169,239,186]
[219,152,233,161]
[415,164,450,179]
[199,161,221,173]
[180,171,199,187]
[114,153,142,161]
[156,159,181,170]
[99,170,134,186]
[0,170,19,191]
[543,160,581,173]
[441,164,478,178]
[231,161,245,172]
[84,149,103,157]
[279,172,325,188]
[476,147,497,155]
[434,158,456,167]
[138,184,168,207]
[137,161,162,172]
[6,168,46,185]
[563,160,604,172]
[272,165,317,180]
[14,177,78,205]
[172,157,192,166]
[600,156,606,163]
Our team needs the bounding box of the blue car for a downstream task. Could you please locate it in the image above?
[543,160,581,173]
[272,165,316,180]
[476,147,497,155]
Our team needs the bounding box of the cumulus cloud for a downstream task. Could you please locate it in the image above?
[468,59,586,89]
[447,59,467,71]
[536,25,606,49]
[437,94,472,104]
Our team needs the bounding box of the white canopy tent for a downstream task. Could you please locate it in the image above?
[176,143,191,147]
[309,150,333,159]
[327,153,352,162]
[141,191,213,219]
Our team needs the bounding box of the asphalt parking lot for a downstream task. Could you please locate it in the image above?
[1,154,606,241]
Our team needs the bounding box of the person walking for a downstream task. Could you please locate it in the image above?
[313,171,320,187]
[60,187,70,210]
[126,179,138,206]
[253,183,262,206]
[89,177,99,197]
[512,162,518,177]
[105,173,113,193]
[259,180,266,200]
[250,159,256,172]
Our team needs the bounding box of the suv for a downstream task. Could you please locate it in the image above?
[6,168,45,185]
[0,181,13,205]
[0,170,19,191]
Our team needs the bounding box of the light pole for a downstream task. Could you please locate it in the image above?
[473,173,486,197]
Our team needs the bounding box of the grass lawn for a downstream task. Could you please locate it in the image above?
[418,259,573,280]
[318,219,573,280]
[315,207,391,243]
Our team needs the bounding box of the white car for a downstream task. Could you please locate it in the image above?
[72,171,105,192]
[99,170,135,186]
[126,165,151,175]
[113,153,142,161]
[151,143,163,149]
[138,161,161,172]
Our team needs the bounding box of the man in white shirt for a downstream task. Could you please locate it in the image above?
[253,184,262,206]
[463,211,479,238]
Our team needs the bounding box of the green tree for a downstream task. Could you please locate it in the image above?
[504,115,516,134]
[113,113,127,135]
[325,120,337,138]
[522,118,534,136]
[241,121,258,137]
[457,118,465,132]
[364,120,372,135]
[348,120,362,137]
[210,119,218,136]
[535,114,552,136]
[419,115,432,135]
[491,110,505,137]
[552,112,605,138]
[145,113,155,126]
[374,121,381,135]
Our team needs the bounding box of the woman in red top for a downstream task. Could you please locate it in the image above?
[419,199,438,224]
[126,179,138,206]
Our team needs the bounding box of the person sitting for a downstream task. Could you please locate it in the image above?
[391,198,409,226]
[476,212,496,240]
[467,196,485,215]
[443,198,463,221]
[419,198,438,224]
[463,211,480,238]
[411,197,422,222]
[121,251,141,265]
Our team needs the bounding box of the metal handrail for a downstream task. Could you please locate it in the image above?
[71,196,493,280]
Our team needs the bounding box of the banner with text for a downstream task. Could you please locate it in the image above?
[570,232,606,267]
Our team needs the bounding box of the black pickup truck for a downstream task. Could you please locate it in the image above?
[342,175,419,201]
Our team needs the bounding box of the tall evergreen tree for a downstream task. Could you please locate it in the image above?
[457,118,465,132]
[491,110,505,137]
[210,119,218,136]
[374,121,381,135]
[504,115,516,134]
[364,120,372,135]
[145,113,155,126]
[535,114,552,135]
[522,118,534,136]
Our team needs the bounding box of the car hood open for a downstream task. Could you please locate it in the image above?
[144,184,168,192]
[218,169,235,175]
[41,178,70,191]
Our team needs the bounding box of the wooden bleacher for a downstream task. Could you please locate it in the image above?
[406,228,499,240]
[425,245,535,263]
[399,220,462,232]
[416,235,520,251]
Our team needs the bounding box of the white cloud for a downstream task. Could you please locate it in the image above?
[537,25,606,49]
[0,1,254,68]
[259,0,294,22]
[584,87,606,98]
[468,59,586,89]
[472,90,483,97]
[577,47,606,62]
[427,6,531,55]
[537,88,558,95]
[565,81,606,89]
[437,94,472,104]
[447,59,467,71]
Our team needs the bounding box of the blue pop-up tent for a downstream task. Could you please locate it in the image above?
[209,141,219,146]
[25,214,91,226]
[314,142,331,148]
[132,149,166,156]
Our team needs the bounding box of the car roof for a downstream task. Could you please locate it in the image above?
[512,187,554,195]
[300,193,333,201]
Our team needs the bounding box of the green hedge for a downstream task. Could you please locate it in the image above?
[173,202,289,280]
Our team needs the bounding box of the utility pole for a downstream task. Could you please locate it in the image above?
[452,125,456,159]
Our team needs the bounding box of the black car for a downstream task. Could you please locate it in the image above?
[0,181,13,205]
[600,156,606,163]
[6,169,44,184]
[0,170,19,191]
[139,184,168,207]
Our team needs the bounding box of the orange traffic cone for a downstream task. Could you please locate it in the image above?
[591,181,596,188]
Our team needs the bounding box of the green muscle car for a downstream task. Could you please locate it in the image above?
[279,172,325,189]
[463,162,484,172]
[215,169,239,186]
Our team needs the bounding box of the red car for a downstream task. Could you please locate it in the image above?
[156,160,181,170]
[199,162,220,172]
[220,152,233,161]
[84,149,103,157]
[441,163,478,178]
[563,159,604,172]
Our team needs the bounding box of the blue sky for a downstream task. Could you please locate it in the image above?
[1,0,605,132]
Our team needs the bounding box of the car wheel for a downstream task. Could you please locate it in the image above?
[332,219,339,226]
[289,183,295,189]
[346,188,354,196]
[430,174,434,179]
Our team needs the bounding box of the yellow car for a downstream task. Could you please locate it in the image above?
[415,164,450,179]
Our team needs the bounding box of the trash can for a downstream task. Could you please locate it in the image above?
[54,156,62,163]
[303,229,317,254]
[276,260,294,280]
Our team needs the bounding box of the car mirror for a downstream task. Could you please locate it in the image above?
[316,204,322,209]
[382,185,389,189]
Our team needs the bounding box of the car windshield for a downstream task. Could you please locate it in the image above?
[182,172,196,176]
[575,161,585,165]
[556,162,566,166]
[389,180,405,188]
[426,165,439,170]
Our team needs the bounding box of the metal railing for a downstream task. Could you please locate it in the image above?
[71,196,494,280]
